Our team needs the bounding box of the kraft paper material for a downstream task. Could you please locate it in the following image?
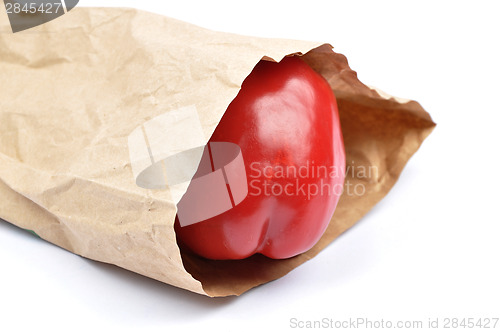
[0,8,435,297]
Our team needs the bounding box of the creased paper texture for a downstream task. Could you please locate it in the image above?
[0,8,435,296]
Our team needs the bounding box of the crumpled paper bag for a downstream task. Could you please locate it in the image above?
[0,7,435,297]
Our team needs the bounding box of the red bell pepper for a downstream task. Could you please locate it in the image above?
[175,56,345,260]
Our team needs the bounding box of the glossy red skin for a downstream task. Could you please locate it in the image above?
[175,56,345,260]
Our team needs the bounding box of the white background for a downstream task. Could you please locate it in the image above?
[1,1,499,331]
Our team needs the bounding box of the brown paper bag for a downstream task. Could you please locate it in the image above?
[0,8,435,297]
